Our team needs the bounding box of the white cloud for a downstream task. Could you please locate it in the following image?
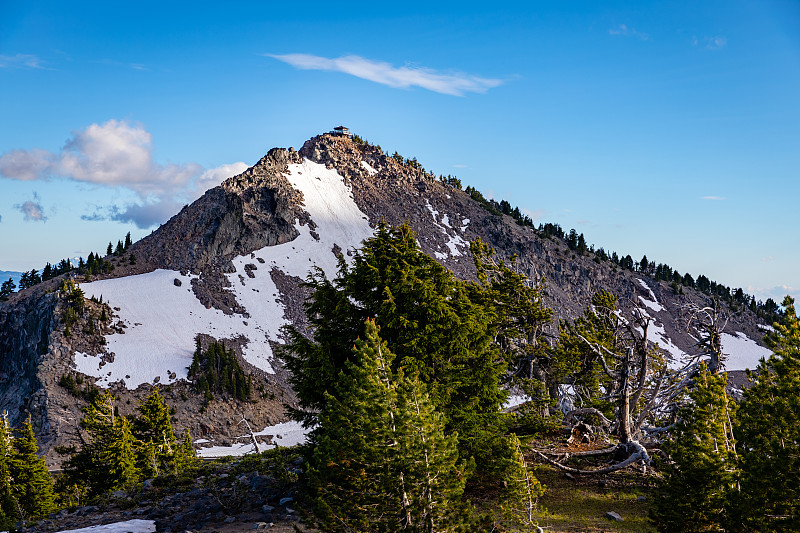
[609,24,650,41]
[0,120,247,228]
[0,54,44,69]
[748,285,800,305]
[194,162,249,198]
[702,195,726,200]
[268,53,503,96]
[15,193,46,222]
[762,256,774,262]
[521,208,546,222]
[692,36,728,50]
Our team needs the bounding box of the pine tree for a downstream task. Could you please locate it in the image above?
[650,364,737,532]
[124,232,132,250]
[106,242,113,256]
[734,296,800,532]
[9,416,56,519]
[63,391,139,496]
[281,223,507,473]
[308,320,468,532]
[0,414,18,525]
[0,279,15,301]
[500,434,544,530]
[132,388,177,478]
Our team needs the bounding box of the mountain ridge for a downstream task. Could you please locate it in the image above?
[0,131,773,466]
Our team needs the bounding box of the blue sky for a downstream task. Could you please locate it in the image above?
[1,1,798,303]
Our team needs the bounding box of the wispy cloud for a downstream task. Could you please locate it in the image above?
[748,284,800,305]
[701,196,726,201]
[762,256,774,262]
[0,120,247,228]
[522,208,546,222]
[268,53,503,96]
[15,193,46,222]
[692,36,728,50]
[608,24,650,41]
[0,54,45,69]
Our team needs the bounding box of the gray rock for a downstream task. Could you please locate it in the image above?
[279,496,294,506]
[605,511,624,521]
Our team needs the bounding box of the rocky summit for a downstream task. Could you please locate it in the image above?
[0,130,772,466]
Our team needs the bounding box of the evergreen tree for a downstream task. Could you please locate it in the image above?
[124,232,132,250]
[133,388,177,477]
[734,296,800,532]
[308,320,468,532]
[0,414,18,525]
[0,279,15,301]
[650,364,737,532]
[106,242,113,256]
[9,416,56,519]
[280,222,508,473]
[63,391,139,496]
[500,434,544,530]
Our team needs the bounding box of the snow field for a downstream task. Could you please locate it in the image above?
[197,420,309,458]
[721,331,773,370]
[75,159,374,389]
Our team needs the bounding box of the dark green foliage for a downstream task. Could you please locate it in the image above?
[734,296,800,532]
[0,415,17,526]
[133,388,179,478]
[308,320,469,532]
[470,239,556,429]
[188,339,251,404]
[500,434,545,529]
[0,279,15,301]
[62,389,197,498]
[9,416,57,519]
[124,232,132,249]
[650,364,737,532]
[280,223,509,473]
[107,242,113,256]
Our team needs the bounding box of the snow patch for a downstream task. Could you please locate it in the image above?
[76,159,374,389]
[721,331,772,371]
[757,323,775,332]
[197,420,310,458]
[55,520,155,533]
[637,279,665,313]
[424,199,469,259]
[502,394,529,411]
[360,160,377,176]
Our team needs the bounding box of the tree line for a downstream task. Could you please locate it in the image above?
[0,232,135,300]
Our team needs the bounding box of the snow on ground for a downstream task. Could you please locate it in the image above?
[55,520,155,533]
[76,159,374,389]
[757,323,775,332]
[197,420,310,458]
[722,331,773,370]
[632,304,687,369]
[424,200,469,259]
[502,394,529,411]
[360,160,377,175]
[637,279,665,313]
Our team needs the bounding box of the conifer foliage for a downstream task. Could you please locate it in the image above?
[63,389,196,497]
[188,339,252,407]
[0,413,56,525]
[308,320,468,532]
[734,296,800,532]
[280,222,509,472]
[650,364,737,532]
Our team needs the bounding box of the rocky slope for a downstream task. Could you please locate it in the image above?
[0,131,773,466]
